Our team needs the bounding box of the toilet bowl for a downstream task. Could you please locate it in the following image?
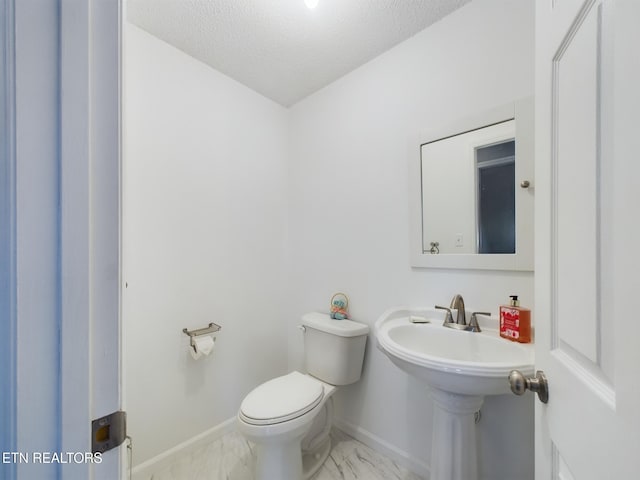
[237,371,336,480]
[237,312,369,480]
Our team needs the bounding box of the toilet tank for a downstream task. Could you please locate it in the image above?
[301,312,369,386]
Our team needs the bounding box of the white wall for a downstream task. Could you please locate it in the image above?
[123,24,290,465]
[287,1,535,479]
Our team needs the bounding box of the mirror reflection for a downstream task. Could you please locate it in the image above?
[421,120,516,255]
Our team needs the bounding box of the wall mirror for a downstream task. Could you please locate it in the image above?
[409,97,534,270]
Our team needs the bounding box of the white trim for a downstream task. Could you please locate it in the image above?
[59,1,122,479]
[131,418,237,480]
[333,418,430,479]
[8,1,121,477]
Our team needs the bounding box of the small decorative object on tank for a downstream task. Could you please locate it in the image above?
[330,292,349,320]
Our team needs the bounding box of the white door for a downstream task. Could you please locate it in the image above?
[534,0,640,478]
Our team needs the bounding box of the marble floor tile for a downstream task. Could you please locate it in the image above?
[148,428,425,480]
[312,429,424,480]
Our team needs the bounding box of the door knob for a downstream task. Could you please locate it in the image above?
[509,370,549,404]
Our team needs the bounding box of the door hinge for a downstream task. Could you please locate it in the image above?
[92,410,127,454]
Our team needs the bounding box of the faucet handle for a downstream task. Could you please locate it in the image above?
[467,312,491,333]
[435,305,454,325]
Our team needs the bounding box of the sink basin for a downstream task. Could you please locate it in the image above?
[375,306,535,480]
[375,307,534,395]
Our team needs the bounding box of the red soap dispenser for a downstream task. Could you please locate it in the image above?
[499,295,531,343]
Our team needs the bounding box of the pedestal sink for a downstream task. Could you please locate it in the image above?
[375,307,534,480]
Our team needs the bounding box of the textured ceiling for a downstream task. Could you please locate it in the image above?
[127,0,471,107]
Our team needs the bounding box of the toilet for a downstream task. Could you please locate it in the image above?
[237,312,369,480]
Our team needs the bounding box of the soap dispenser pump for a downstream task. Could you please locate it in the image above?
[499,295,531,343]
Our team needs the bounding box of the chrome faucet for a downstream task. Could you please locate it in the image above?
[435,294,490,333]
[449,294,466,325]
[435,294,465,327]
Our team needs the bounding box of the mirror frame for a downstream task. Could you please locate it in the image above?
[409,97,534,271]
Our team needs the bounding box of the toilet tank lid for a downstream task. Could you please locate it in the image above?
[301,312,369,337]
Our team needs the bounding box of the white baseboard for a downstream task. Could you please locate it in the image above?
[130,417,237,480]
[333,418,431,479]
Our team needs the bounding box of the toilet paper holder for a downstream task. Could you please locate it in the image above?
[183,322,222,350]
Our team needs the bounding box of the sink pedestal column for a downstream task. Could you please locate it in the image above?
[429,388,484,480]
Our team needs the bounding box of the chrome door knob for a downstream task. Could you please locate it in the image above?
[509,370,549,404]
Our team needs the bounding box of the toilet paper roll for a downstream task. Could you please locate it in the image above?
[189,335,215,360]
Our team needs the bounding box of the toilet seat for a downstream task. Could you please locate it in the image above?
[239,371,324,426]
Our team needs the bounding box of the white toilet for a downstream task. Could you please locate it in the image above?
[237,312,369,480]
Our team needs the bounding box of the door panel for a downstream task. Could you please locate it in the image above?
[553,2,601,364]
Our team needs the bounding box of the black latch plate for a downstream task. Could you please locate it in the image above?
[92,410,127,454]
